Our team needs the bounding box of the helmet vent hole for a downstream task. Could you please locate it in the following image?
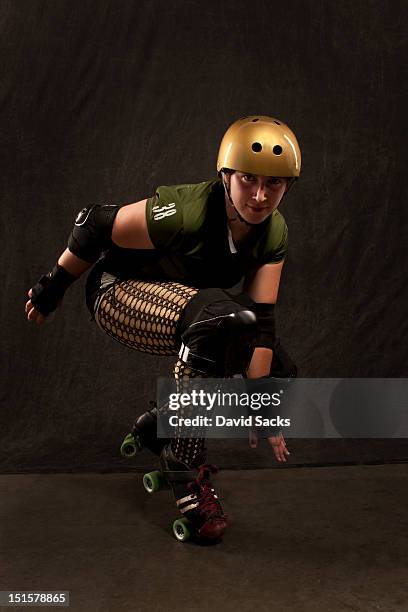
[252,142,262,153]
[274,121,281,125]
[252,118,259,122]
[273,145,283,155]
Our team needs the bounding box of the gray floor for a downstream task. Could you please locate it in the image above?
[1,464,407,612]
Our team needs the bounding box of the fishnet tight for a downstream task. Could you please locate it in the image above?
[95,279,206,465]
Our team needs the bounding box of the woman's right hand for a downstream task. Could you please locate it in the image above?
[25,288,47,325]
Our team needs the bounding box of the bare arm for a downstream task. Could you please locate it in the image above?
[57,249,93,277]
[244,260,284,303]
[111,199,154,249]
[26,198,154,324]
[244,260,290,461]
[58,198,154,272]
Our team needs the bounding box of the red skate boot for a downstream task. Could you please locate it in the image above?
[143,446,228,543]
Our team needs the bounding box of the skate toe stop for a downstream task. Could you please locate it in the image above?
[198,518,228,541]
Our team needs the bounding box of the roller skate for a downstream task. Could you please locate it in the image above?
[143,446,228,543]
[120,401,169,458]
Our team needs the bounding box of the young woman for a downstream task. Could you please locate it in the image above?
[25,115,301,542]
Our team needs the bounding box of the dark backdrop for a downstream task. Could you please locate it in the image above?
[1,0,407,472]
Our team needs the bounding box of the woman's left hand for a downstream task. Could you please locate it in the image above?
[249,429,290,463]
[267,432,290,462]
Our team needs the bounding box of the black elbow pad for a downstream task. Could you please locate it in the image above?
[253,303,276,349]
[68,204,120,263]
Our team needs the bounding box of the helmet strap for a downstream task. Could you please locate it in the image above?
[221,173,256,228]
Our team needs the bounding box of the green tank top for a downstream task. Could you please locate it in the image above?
[101,179,288,289]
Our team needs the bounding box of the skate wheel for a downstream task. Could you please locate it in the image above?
[172,518,192,542]
[143,470,165,494]
[120,433,142,458]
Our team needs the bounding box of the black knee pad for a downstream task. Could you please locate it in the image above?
[178,288,257,377]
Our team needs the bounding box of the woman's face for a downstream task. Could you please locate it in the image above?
[227,171,289,224]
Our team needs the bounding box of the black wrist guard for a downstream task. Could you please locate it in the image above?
[30,264,77,316]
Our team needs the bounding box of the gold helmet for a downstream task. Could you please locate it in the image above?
[217,115,301,178]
